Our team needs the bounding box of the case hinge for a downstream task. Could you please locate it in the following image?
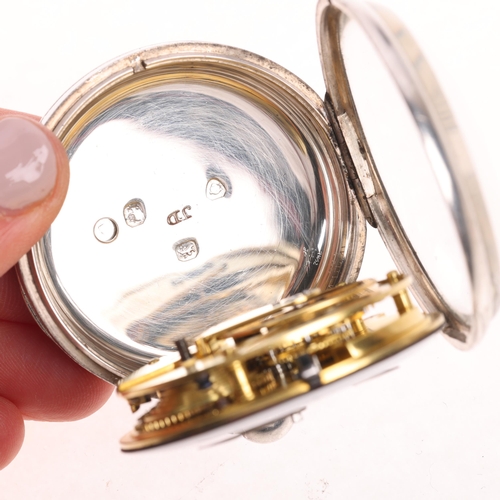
[324,94,377,228]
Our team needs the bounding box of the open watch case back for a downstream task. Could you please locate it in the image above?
[16,0,499,450]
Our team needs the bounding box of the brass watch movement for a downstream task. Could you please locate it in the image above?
[119,272,443,450]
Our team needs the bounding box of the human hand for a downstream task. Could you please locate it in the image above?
[0,110,114,469]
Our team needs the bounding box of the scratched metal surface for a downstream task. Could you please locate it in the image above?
[47,84,337,352]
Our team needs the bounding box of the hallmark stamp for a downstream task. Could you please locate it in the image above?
[167,205,192,226]
[206,178,227,200]
[174,238,199,262]
[124,198,146,228]
[94,217,118,243]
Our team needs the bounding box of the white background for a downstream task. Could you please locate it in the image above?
[1,0,500,498]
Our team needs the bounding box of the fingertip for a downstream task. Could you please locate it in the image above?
[0,397,24,470]
[0,321,113,423]
[47,367,115,422]
[0,112,69,276]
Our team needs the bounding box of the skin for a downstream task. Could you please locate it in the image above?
[0,109,113,470]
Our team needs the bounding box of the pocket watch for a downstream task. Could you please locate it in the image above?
[17,0,499,451]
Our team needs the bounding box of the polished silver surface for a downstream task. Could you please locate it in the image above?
[18,43,365,382]
[317,0,500,347]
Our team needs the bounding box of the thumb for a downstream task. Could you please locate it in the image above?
[0,110,69,276]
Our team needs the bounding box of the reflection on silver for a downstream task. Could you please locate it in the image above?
[123,198,146,227]
[206,177,227,200]
[242,415,294,444]
[61,88,324,350]
[112,246,299,348]
[174,238,199,262]
[93,217,118,243]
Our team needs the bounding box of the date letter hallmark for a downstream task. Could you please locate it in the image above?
[167,205,192,226]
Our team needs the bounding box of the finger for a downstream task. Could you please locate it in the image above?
[0,396,24,470]
[0,268,36,324]
[0,109,69,277]
[0,320,113,422]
